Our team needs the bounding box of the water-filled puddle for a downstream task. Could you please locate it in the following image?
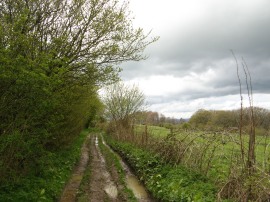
[95,136,119,199]
[102,138,151,200]
[101,136,152,201]
[104,184,118,198]
[126,175,149,199]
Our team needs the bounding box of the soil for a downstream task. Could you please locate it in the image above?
[59,135,91,202]
[59,134,154,202]
[88,136,121,201]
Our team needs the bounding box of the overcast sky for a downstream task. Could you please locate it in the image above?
[120,0,270,118]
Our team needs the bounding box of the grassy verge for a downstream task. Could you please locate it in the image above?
[0,129,91,202]
[105,134,217,202]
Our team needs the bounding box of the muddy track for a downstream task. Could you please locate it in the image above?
[59,135,91,202]
[88,136,120,201]
[101,137,154,202]
[59,134,153,202]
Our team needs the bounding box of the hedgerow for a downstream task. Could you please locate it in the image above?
[105,135,217,201]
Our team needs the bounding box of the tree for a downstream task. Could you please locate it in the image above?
[0,0,156,182]
[211,110,237,129]
[182,122,191,132]
[189,109,212,129]
[102,82,145,138]
[0,0,157,83]
[147,111,159,125]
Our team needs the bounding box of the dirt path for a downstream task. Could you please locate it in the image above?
[60,134,154,202]
[88,136,119,201]
[59,135,91,202]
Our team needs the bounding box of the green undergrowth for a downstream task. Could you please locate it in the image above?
[98,135,137,201]
[0,129,92,202]
[105,135,217,202]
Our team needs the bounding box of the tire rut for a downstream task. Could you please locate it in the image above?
[89,136,119,201]
[59,134,154,202]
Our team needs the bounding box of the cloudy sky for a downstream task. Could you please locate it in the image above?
[120,0,270,118]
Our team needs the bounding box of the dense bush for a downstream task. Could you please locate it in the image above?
[0,0,154,185]
[0,129,90,202]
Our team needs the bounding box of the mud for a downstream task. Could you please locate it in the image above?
[88,136,120,201]
[60,134,154,202]
[101,136,154,202]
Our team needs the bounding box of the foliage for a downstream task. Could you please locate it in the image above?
[102,82,146,139]
[134,111,160,125]
[138,125,270,201]
[0,129,90,202]
[0,0,156,185]
[105,135,217,201]
[189,107,270,132]
[189,109,214,130]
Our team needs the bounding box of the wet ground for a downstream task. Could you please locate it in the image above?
[101,137,152,202]
[59,134,153,202]
[59,135,91,202]
[88,136,119,201]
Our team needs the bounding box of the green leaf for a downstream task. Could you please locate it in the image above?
[40,189,45,195]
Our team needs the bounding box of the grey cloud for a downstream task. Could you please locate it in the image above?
[120,0,270,113]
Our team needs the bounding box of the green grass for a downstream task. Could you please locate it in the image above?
[138,125,270,181]
[105,134,217,201]
[0,129,91,202]
[135,125,170,138]
[106,125,270,201]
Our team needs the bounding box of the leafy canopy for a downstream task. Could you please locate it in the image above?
[0,0,156,185]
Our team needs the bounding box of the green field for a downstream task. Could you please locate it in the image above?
[135,125,270,182]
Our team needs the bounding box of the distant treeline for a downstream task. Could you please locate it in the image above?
[189,107,270,132]
[135,107,270,134]
[134,111,187,126]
